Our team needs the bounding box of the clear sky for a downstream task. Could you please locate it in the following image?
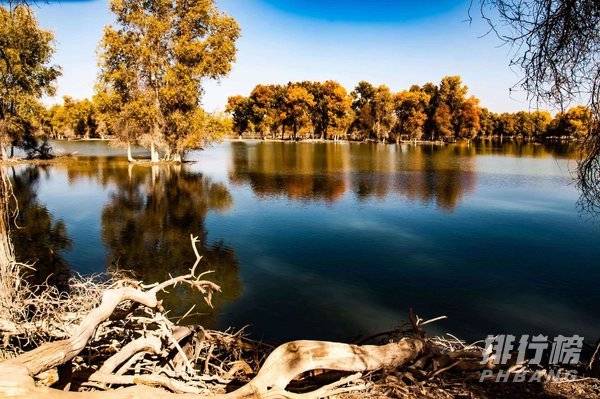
[32,0,534,112]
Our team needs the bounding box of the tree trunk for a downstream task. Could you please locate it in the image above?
[0,145,7,161]
[172,152,182,163]
[127,143,135,163]
[0,168,17,319]
[150,142,160,163]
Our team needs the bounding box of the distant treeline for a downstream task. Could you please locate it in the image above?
[46,97,102,139]
[43,96,231,144]
[42,76,591,144]
[226,76,591,142]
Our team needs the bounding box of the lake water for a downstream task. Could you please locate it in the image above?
[5,140,600,344]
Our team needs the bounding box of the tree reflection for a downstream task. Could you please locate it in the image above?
[9,166,72,289]
[348,143,397,200]
[65,161,241,328]
[474,140,578,158]
[64,157,134,187]
[229,142,348,202]
[229,141,478,211]
[391,144,477,211]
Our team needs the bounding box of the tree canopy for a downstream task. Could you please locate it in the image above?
[97,0,240,162]
[0,4,61,159]
[227,76,589,143]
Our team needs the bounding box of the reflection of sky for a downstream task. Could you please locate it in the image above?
[209,173,600,341]
[34,0,534,113]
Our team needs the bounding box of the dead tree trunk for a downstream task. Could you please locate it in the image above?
[150,142,160,163]
[0,167,14,269]
[127,142,135,163]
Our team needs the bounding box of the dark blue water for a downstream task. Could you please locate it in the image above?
[6,140,600,344]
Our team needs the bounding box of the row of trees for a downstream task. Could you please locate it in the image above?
[1,2,592,162]
[45,96,232,147]
[1,0,240,162]
[227,77,591,142]
[47,97,101,139]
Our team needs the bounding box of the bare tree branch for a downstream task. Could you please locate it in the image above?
[476,0,600,212]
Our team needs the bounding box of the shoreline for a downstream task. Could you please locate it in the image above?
[0,157,197,166]
[0,137,579,166]
[223,136,580,145]
[39,135,580,145]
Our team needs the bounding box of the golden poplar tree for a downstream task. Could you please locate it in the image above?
[393,90,430,142]
[98,0,240,162]
[0,5,60,159]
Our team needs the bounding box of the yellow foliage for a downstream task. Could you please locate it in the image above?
[97,0,240,160]
[0,4,60,155]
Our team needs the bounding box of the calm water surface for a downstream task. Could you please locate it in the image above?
[5,140,600,343]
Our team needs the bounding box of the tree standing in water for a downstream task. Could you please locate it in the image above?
[98,0,240,163]
[393,89,431,142]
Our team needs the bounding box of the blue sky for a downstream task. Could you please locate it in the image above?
[33,0,532,112]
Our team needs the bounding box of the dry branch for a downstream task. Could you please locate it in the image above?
[0,232,434,398]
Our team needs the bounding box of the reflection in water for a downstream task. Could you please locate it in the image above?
[392,145,477,211]
[229,142,477,211]
[474,140,578,159]
[11,159,242,328]
[9,166,72,289]
[6,140,597,343]
[83,161,240,326]
[229,142,348,202]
